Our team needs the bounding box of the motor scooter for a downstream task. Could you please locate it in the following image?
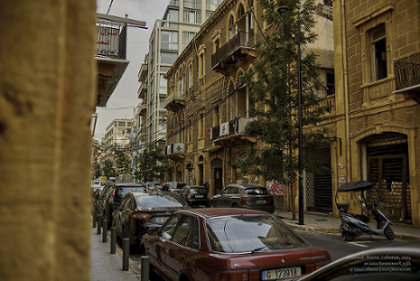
[336,181,395,241]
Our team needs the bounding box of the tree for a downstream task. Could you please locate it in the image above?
[103,159,115,178]
[134,144,166,182]
[237,0,329,215]
[113,146,131,175]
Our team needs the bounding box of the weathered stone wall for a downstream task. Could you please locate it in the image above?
[0,1,96,280]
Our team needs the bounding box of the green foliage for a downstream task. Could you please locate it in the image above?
[237,0,329,182]
[134,144,167,182]
[103,159,115,178]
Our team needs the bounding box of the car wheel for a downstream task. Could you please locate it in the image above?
[231,203,239,208]
[384,226,395,240]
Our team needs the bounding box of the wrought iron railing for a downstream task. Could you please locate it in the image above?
[211,31,253,68]
[394,52,420,91]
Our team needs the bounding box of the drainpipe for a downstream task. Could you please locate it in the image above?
[340,0,351,182]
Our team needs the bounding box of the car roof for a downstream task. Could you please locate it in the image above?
[176,208,269,218]
[227,183,265,188]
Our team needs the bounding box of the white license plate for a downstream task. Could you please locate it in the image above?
[262,267,301,280]
[257,199,267,205]
[195,195,204,198]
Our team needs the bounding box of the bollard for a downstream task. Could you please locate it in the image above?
[122,238,130,271]
[141,256,150,281]
[96,215,102,235]
[110,227,117,254]
[92,213,97,228]
[102,218,107,242]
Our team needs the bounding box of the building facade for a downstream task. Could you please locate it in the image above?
[140,0,223,147]
[165,0,335,209]
[333,0,420,225]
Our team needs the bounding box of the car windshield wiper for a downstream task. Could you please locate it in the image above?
[251,246,268,253]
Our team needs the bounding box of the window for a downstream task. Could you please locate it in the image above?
[182,31,196,45]
[198,50,205,77]
[161,52,177,64]
[213,38,220,54]
[371,24,387,81]
[213,105,219,126]
[159,74,167,95]
[172,215,197,246]
[160,215,181,240]
[161,31,178,51]
[177,75,184,97]
[228,16,235,39]
[183,10,201,24]
[326,71,335,95]
[159,97,165,109]
[188,63,193,89]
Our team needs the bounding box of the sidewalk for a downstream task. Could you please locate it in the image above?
[275,210,420,240]
[91,228,141,281]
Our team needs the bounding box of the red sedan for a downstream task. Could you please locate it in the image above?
[142,208,331,281]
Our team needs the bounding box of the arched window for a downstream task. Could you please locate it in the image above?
[228,15,235,39]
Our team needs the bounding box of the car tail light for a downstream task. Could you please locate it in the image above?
[241,197,252,201]
[131,212,152,220]
[187,193,191,200]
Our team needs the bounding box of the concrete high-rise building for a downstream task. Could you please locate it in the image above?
[137,0,223,147]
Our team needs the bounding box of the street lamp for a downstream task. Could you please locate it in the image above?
[278,2,304,225]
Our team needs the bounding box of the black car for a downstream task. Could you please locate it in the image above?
[211,183,274,213]
[102,183,147,228]
[180,185,209,207]
[168,182,187,193]
[112,192,187,252]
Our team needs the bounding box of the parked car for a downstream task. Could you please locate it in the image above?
[180,185,209,207]
[211,183,274,213]
[103,183,147,228]
[298,243,420,281]
[94,182,114,219]
[142,208,331,281]
[112,192,188,252]
[168,182,187,193]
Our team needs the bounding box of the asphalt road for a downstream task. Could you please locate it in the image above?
[297,231,413,260]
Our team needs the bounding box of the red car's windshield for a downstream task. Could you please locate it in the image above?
[206,215,307,253]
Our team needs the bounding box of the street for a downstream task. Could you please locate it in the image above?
[297,231,412,260]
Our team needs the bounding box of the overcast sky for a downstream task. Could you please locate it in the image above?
[94,0,168,140]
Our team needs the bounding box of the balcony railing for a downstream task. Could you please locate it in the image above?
[96,18,127,60]
[165,89,186,112]
[394,52,420,94]
[211,31,254,70]
[210,117,256,141]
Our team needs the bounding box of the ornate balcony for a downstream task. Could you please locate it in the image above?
[211,31,255,75]
[165,90,186,112]
[210,117,256,145]
[394,52,420,102]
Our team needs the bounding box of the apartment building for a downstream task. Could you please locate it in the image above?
[333,0,420,225]
[165,0,335,209]
[138,0,223,148]
[102,118,133,148]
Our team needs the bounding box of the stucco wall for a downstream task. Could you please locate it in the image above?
[0,1,96,280]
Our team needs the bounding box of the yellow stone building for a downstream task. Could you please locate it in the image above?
[333,0,420,226]
[165,0,335,209]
